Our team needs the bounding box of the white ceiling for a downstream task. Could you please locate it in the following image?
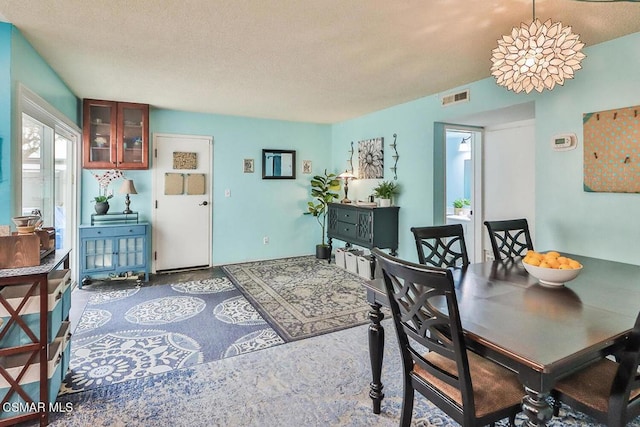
[1,0,639,124]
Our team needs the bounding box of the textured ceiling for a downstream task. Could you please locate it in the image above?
[1,0,639,123]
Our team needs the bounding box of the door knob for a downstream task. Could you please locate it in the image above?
[199,201,209,206]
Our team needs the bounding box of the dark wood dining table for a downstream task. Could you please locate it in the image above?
[362,254,640,427]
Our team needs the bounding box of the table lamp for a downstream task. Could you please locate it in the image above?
[119,179,138,214]
[337,170,357,204]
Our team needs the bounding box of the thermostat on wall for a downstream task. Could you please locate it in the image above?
[552,133,577,151]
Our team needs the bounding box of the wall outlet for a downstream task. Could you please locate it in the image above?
[263,236,269,244]
[224,189,231,197]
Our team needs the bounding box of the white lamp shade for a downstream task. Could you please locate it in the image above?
[337,171,357,180]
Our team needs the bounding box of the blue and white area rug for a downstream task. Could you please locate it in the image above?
[50,321,640,426]
[61,278,284,394]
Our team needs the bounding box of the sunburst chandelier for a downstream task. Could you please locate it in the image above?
[490,1,586,94]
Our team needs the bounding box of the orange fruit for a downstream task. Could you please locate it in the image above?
[539,261,551,268]
[525,257,541,266]
[557,256,569,265]
[546,259,560,269]
[568,260,581,269]
[546,251,560,257]
[559,264,573,270]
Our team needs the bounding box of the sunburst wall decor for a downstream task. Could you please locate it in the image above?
[358,137,384,179]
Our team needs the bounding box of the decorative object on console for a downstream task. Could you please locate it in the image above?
[91,169,124,214]
[490,0,585,94]
[337,170,357,204]
[306,170,339,259]
[119,179,138,214]
[389,133,399,180]
[372,180,398,207]
[358,137,384,179]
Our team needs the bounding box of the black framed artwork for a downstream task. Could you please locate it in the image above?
[262,149,296,179]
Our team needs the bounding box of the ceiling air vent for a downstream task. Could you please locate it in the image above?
[441,89,470,107]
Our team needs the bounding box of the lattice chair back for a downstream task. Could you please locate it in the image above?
[411,224,469,268]
[483,218,533,260]
[372,249,475,411]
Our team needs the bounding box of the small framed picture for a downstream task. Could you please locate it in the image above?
[302,160,312,174]
[243,158,254,173]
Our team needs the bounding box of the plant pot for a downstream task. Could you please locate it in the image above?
[379,198,391,207]
[94,201,110,215]
[316,244,331,260]
[454,208,464,215]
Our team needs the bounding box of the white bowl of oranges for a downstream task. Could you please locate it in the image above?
[522,250,583,288]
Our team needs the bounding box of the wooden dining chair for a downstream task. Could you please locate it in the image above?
[410,224,469,268]
[372,248,522,427]
[551,311,640,427]
[483,218,533,260]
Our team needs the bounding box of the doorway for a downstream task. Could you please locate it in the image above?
[443,126,483,263]
[152,134,213,272]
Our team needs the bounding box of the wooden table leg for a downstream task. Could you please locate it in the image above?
[522,387,553,426]
[368,302,385,414]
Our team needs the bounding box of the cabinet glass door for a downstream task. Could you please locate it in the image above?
[89,105,112,164]
[117,236,145,268]
[83,99,117,169]
[84,239,114,271]
[117,103,149,169]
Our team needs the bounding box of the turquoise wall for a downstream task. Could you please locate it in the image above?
[0,24,12,222]
[0,23,78,224]
[4,22,639,266]
[332,32,640,265]
[535,32,640,262]
[79,109,332,265]
[10,27,78,123]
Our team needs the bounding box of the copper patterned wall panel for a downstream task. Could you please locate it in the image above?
[583,105,640,193]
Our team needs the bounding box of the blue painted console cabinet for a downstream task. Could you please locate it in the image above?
[78,222,150,287]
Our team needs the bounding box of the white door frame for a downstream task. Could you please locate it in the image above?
[436,123,484,263]
[151,133,213,273]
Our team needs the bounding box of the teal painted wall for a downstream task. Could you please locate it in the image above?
[0,24,78,224]
[11,27,79,123]
[0,24,12,222]
[332,32,640,265]
[80,109,332,265]
[4,22,639,266]
[534,32,640,262]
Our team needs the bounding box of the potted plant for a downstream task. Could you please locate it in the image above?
[453,198,471,216]
[462,198,471,216]
[91,169,124,215]
[373,180,398,207]
[307,170,340,259]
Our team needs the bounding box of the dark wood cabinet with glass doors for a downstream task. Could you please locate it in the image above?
[82,99,149,169]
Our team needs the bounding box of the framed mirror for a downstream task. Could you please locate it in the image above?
[262,149,296,179]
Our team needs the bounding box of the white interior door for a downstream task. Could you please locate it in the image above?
[153,134,212,271]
